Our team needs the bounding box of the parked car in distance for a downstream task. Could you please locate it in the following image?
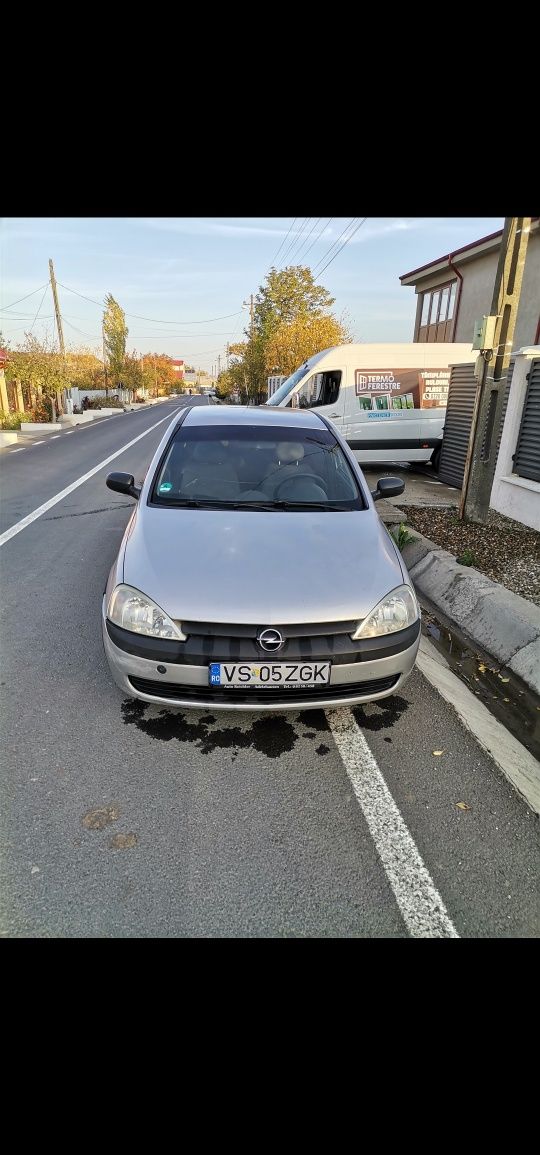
[102,405,420,710]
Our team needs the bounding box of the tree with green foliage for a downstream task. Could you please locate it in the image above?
[253,266,335,344]
[231,266,344,401]
[265,313,351,377]
[103,294,128,388]
[6,332,71,414]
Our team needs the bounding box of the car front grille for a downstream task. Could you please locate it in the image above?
[128,675,399,705]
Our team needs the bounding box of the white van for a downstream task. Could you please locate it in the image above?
[267,342,475,469]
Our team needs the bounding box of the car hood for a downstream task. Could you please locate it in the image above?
[122,507,405,625]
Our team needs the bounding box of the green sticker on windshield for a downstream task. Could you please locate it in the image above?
[158,482,173,493]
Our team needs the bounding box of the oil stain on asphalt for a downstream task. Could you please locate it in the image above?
[352,695,410,732]
[121,698,298,759]
[82,805,119,830]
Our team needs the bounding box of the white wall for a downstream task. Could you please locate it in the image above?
[490,347,540,531]
[71,387,131,408]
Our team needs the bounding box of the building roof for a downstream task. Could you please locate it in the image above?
[400,219,539,285]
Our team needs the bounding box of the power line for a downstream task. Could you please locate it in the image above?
[311,218,359,274]
[268,218,298,268]
[63,318,101,341]
[302,217,334,261]
[290,217,323,263]
[314,217,367,276]
[1,284,49,311]
[279,218,311,266]
[29,284,50,332]
[0,311,55,319]
[57,282,243,325]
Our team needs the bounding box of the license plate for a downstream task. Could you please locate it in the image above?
[209,662,331,688]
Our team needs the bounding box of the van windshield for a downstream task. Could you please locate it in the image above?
[266,364,309,406]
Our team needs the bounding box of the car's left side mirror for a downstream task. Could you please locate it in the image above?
[371,477,405,502]
[106,472,141,499]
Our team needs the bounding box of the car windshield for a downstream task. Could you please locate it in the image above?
[151,425,364,510]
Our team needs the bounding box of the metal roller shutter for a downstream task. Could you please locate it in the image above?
[438,363,477,489]
[513,359,540,482]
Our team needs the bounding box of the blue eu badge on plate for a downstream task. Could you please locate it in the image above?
[209,664,221,685]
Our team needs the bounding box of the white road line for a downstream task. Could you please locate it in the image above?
[0,411,177,549]
[50,435,61,439]
[327,708,459,938]
[63,430,74,434]
[32,440,46,445]
[10,448,25,453]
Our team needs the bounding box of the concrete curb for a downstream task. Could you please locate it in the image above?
[395,528,540,696]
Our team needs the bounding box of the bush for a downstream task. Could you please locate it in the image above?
[32,397,54,422]
[81,395,124,410]
[0,410,34,429]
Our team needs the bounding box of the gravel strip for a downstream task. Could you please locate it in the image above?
[400,505,540,607]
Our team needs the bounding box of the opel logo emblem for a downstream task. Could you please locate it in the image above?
[258,628,284,653]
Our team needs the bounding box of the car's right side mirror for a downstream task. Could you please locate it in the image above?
[371,477,405,502]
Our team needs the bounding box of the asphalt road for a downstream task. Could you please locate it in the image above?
[1,399,538,938]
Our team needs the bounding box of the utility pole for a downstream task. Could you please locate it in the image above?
[242,293,255,403]
[49,259,66,359]
[102,324,109,396]
[140,355,144,400]
[460,217,531,523]
[153,356,158,398]
[226,342,230,370]
[49,258,69,413]
[217,355,221,378]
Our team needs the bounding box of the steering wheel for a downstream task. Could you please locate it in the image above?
[274,473,328,500]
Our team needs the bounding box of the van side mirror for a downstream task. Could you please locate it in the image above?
[371,477,405,502]
[106,472,141,499]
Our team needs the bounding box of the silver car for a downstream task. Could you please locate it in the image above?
[102,405,420,710]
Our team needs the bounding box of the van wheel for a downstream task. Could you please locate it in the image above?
[430,446,441,473]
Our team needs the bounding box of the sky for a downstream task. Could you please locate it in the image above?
[0,217,504,373]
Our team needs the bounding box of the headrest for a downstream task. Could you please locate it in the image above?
[277,441,305,462]
[191,440,228,463]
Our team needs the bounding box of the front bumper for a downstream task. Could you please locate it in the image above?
[102,600,420,711]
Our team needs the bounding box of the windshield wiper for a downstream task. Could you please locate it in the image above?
[155,497,348,511]
[270,500,346,511]
[230,500,348,511]
[155,497,211,508]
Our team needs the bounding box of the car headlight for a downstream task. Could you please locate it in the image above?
[352,585,419,639]
[107,584,186,640]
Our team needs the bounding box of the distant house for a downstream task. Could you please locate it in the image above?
[400,219,539,351]
[170,359,185,379]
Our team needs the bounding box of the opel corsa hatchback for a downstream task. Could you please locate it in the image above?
[102,406,420,710]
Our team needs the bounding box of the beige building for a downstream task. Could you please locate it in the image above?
[400,219,539,351]
[401,222,540,531]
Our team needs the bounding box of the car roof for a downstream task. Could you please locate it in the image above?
[180,405,325,429]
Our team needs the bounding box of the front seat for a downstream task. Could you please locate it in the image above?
[262,441,323,497]
[179,441,240,500]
